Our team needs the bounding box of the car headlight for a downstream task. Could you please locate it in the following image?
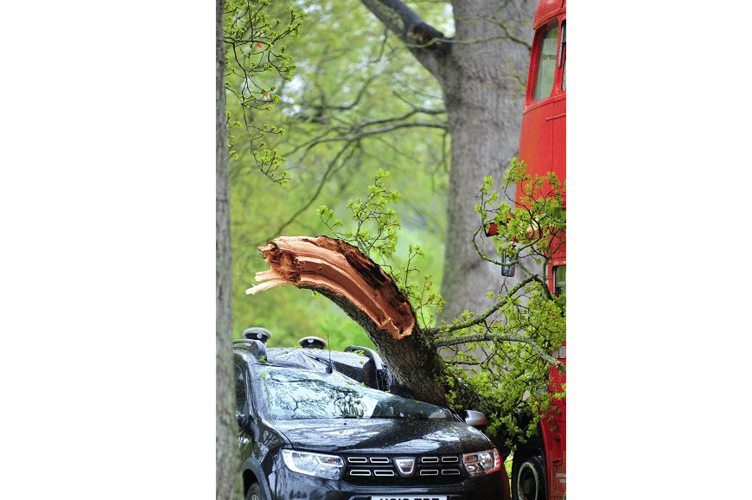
[462,448,501,477]
[281,449,345,480]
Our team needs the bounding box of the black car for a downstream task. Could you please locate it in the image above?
[234,339,505,500]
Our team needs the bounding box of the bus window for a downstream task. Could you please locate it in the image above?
[553,265,566,297]
[559,21,566,92]
[533,23,559,102]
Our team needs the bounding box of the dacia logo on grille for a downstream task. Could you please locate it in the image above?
[394,457,415,477]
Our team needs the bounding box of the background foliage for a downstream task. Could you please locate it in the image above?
[228,0,456,349]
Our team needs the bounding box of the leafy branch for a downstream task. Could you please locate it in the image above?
[474,157,566,283]
[317,170,445,328]
[223,0,305,183]
[318,169,402,261]
[262,107,447,242]
[435,160,566,445]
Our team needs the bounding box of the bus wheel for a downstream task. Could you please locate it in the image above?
[512,450,547,500]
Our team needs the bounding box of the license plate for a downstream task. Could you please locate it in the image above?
[371,497,447,500]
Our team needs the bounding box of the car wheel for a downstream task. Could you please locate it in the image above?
[512,449,547,500]
[245,483,262,500]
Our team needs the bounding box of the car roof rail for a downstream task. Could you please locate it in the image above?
[344,345,396,391]
[344,345,384,371]
[233,339,266,362]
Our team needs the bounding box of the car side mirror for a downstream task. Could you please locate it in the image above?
[461,410,488,427]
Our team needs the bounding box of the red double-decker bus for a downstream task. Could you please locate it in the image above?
[510,1,566,499]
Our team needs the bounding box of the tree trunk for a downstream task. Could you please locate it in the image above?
[438,0,535,321]
[216,0,241,498]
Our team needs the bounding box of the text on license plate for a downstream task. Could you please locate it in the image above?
[372,497,447,500]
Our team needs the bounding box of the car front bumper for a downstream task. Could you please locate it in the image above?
[270,466,505,500]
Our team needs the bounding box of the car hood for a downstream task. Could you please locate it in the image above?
[272,418,493,455]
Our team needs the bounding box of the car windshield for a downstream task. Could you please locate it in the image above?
[255,365,452,421]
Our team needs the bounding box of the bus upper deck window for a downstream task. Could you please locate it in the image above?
[533,24,559,102]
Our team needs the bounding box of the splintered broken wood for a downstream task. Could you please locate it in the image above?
[246,236,415,341]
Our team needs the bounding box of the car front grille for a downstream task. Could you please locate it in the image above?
[343,455,464,485]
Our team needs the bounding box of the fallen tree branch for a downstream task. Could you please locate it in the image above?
[246,235,487,410]
[248,235,417,341]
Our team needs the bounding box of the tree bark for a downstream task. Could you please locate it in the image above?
[438,0,535,321]
[216,0,241,498]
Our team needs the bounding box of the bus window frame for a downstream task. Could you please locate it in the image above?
[527,18,566,107]
[558,20,566,91]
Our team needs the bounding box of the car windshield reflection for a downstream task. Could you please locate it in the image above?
[257,366,452,420]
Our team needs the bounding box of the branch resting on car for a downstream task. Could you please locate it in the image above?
[247,235,416,341]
